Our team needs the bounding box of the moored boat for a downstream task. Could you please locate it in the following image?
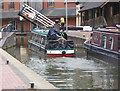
[84,26,120,66]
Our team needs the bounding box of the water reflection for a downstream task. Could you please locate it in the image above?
[20,46,29,64]
[26,55,118,89]
[5,35,118,89]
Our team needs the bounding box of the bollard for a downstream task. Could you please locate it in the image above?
[6,60,9,64]
[29,82,35,89]
[83,34,85,37]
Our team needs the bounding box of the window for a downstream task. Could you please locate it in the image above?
[84,11,88,20]
[102,35,107,48]
[118,36,120,52]
[92,10,95,19]
[100,8,102,16]
[113,2,119,15]
[48,0,54,7]
[10,21,17,30]
[110,7,113,16]
[23,0,30,6]
[0,0,4,10]
[41,36,45,45]
[109,37,114,50]
[9,0,14,9]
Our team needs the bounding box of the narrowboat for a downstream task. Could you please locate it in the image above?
[28,27,75,57]
[84,26,120,66]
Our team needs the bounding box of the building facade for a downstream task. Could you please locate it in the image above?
[79,1,120,27]
[41,0,78,27]
[0,0,43,31]
[0,0,81,31]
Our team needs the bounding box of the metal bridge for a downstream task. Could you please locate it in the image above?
[18,4,55,28]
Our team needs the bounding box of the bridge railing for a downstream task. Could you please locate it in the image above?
[18,4,55,27]
[0,24,13,40]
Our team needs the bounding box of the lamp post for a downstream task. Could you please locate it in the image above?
[65,0,68,31]
[19,16,24,32]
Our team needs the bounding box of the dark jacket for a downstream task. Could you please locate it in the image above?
[47,28,61,40]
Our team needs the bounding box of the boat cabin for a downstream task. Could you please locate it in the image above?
[91,27,120,53]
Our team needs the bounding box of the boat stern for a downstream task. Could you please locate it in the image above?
[46,49,75,57]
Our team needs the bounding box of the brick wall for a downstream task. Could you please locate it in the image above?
[50,17,76,27]
[43,1,76,9]
[2,19,30,31]
[1,0,20,11]
[68,17,76,26]
[1,0,31,31]
[43,0,76,26]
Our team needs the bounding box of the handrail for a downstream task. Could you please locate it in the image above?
[19,4,55,27]
[24,4,54,25]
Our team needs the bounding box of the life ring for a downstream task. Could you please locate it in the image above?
[58,38,66,41]
[44,29,47,31]
[106,27,116,29]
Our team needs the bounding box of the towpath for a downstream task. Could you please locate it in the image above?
[0,48,57,90]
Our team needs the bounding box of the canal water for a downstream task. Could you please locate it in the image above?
[5,35,118,89]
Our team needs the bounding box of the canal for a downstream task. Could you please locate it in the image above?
[5,35,118,89]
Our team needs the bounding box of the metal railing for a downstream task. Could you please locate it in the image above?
[0,24,13,40]
[19,4,55,27]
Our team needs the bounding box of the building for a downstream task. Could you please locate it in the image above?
[79,0,120,27]
[41,0,78,27]
[0,0,81,31]
[0,0,43,32]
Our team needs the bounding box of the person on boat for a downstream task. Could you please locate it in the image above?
[47,28,61,40]
[60,17,65,30]
[47,27,67,41]
[47,19,67,40]
[54,19,67,40]
[54,19,60,31]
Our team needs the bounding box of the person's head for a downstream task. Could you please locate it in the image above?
[55,19,59,24]
[60,29,65,32]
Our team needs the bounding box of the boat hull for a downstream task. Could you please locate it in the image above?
[47,54,75,57]
[84,43,120,66]
[28,40,75,57]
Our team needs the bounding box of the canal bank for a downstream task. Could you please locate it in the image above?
[0,32,16,49]
[66,31,92,47]
[0,48,57,89]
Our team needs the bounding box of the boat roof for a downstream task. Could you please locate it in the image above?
[95,28,120,34]
[32,28,49,36]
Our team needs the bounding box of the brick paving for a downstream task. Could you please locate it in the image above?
[0,58,26,90]
[0,61,2,90]
[66,31,92,39]
[0,48,57,89]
